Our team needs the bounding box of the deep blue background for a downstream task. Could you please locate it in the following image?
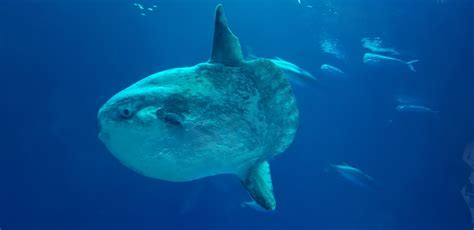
[1,0,473,229]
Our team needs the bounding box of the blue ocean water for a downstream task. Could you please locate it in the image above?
[0,0,473,229]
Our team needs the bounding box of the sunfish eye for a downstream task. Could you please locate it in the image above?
[120,108,132,118]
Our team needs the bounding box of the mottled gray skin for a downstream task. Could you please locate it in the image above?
[97,4,298,210]
[98,60,298,181]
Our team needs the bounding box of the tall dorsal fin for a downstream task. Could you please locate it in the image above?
[209,4,243,66]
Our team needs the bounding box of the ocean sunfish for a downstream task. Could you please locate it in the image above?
[97,5,299,211]
[363,53,419,72]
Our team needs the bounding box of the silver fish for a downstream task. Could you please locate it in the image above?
[320,64,345,76]
[396,104,439,116]
[363,53,419,72]
[269,57,318,86]
[331,163,377,191]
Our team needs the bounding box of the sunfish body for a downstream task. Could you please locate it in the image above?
[97,5,299,211]
[320,64,345,77]
[331,163,377,191]
[363,53,419,72]
[269,57,318,86]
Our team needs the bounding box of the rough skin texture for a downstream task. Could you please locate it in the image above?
[98,58,298,182]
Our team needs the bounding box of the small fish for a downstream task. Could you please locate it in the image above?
[363,53,419,72]
[147,8,154,11]
[152,5,157,8]
[330,163,377,191]
[241,200,274,213]
[396,104,439,117]
[297,0,302,5]
[269,57,318,86]
[140,13,147,16]
[320,64,345,76]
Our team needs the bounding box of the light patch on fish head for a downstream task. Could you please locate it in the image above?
[395,104,408,111]
[363,57,379,64]
[97,83,215,181]
[334,164,360,174]
[320,64,330,71]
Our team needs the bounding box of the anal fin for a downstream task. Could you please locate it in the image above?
[239,161,276,211]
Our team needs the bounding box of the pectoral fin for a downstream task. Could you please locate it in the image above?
[239,161,276,211]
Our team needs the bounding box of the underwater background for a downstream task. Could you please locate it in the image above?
[1,0,473,229]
